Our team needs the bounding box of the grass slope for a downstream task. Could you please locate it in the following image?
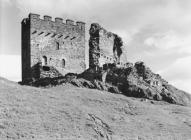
[0,78,191,140]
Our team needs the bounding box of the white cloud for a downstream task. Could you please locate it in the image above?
[159,56,191,93]
[144,30,191,53]
[1,0,12,5]
[170,79,191,94]
[14,0,55,13]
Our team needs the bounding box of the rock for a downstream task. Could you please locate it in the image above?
[22,61,191,106]
[153,93,162,101]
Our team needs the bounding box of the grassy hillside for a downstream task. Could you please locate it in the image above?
[0,77,191,140]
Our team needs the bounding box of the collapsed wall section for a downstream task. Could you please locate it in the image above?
[89,23,125,69]
[89,23,101,69]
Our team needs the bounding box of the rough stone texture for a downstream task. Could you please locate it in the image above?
[26,60,191,106]
[75,62,191,106]
[89,23,101,69]
[89,23,125,69]
[21,13,86,82]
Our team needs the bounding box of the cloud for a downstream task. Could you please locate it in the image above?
[159,56,191,93]
[6,0,191,45]
[160,56,191,80]
[170,79,191,94]
[1,0,12,6]
[144,30,191,54]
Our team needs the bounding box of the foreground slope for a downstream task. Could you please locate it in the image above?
[0,77,191,140]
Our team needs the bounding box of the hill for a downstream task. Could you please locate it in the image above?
[0,77,191,140]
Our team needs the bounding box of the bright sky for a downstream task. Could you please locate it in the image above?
[0,0,191,93]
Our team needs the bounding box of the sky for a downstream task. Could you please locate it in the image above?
[0,0,191,93]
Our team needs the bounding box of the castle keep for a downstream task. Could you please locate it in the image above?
[21,13,86,82]
[21,13,127,82]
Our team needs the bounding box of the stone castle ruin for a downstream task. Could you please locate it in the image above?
[21,13,127,82]
[21,13,191,106]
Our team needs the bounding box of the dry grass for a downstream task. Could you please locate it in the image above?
[0,78,191,140]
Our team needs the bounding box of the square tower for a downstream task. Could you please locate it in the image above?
[21,13,86,82]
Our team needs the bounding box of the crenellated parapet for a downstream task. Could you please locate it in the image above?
[28,13,85,31]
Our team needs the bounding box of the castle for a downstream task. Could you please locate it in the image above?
[20,14,189,107]
[21,13,127,82]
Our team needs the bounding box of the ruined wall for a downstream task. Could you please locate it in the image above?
[89,23,101,69]
[22,13,86,82]
[89,23,125,69]
[134,61,165,91]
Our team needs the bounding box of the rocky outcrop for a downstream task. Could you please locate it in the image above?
[40,66,63,78]
[28,62,191,106]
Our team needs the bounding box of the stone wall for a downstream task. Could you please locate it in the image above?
[89,23,125,69]
[89,23,101,69]
[21,18,31,81]
[22,13,86,82]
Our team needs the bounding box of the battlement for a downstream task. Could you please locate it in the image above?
[44,15,52,21]
[28,13,85,29]
[22,13,86,82]
[29,13,40,19]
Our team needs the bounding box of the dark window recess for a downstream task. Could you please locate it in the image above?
[38,32,44,35]
[56,42,59,50]
[64,36,69,39]
[70,37,76,40]
[32,30,37,34]
[62,59,65,68]
[58,35,63,38]
[45,33,51,37]
[42,56,47,65]
[42,66,50,71]
[51,33,56,38]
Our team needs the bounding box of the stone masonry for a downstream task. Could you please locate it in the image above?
[21,14,128,82]
[89,23,126,69]
[21,13,86,82]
